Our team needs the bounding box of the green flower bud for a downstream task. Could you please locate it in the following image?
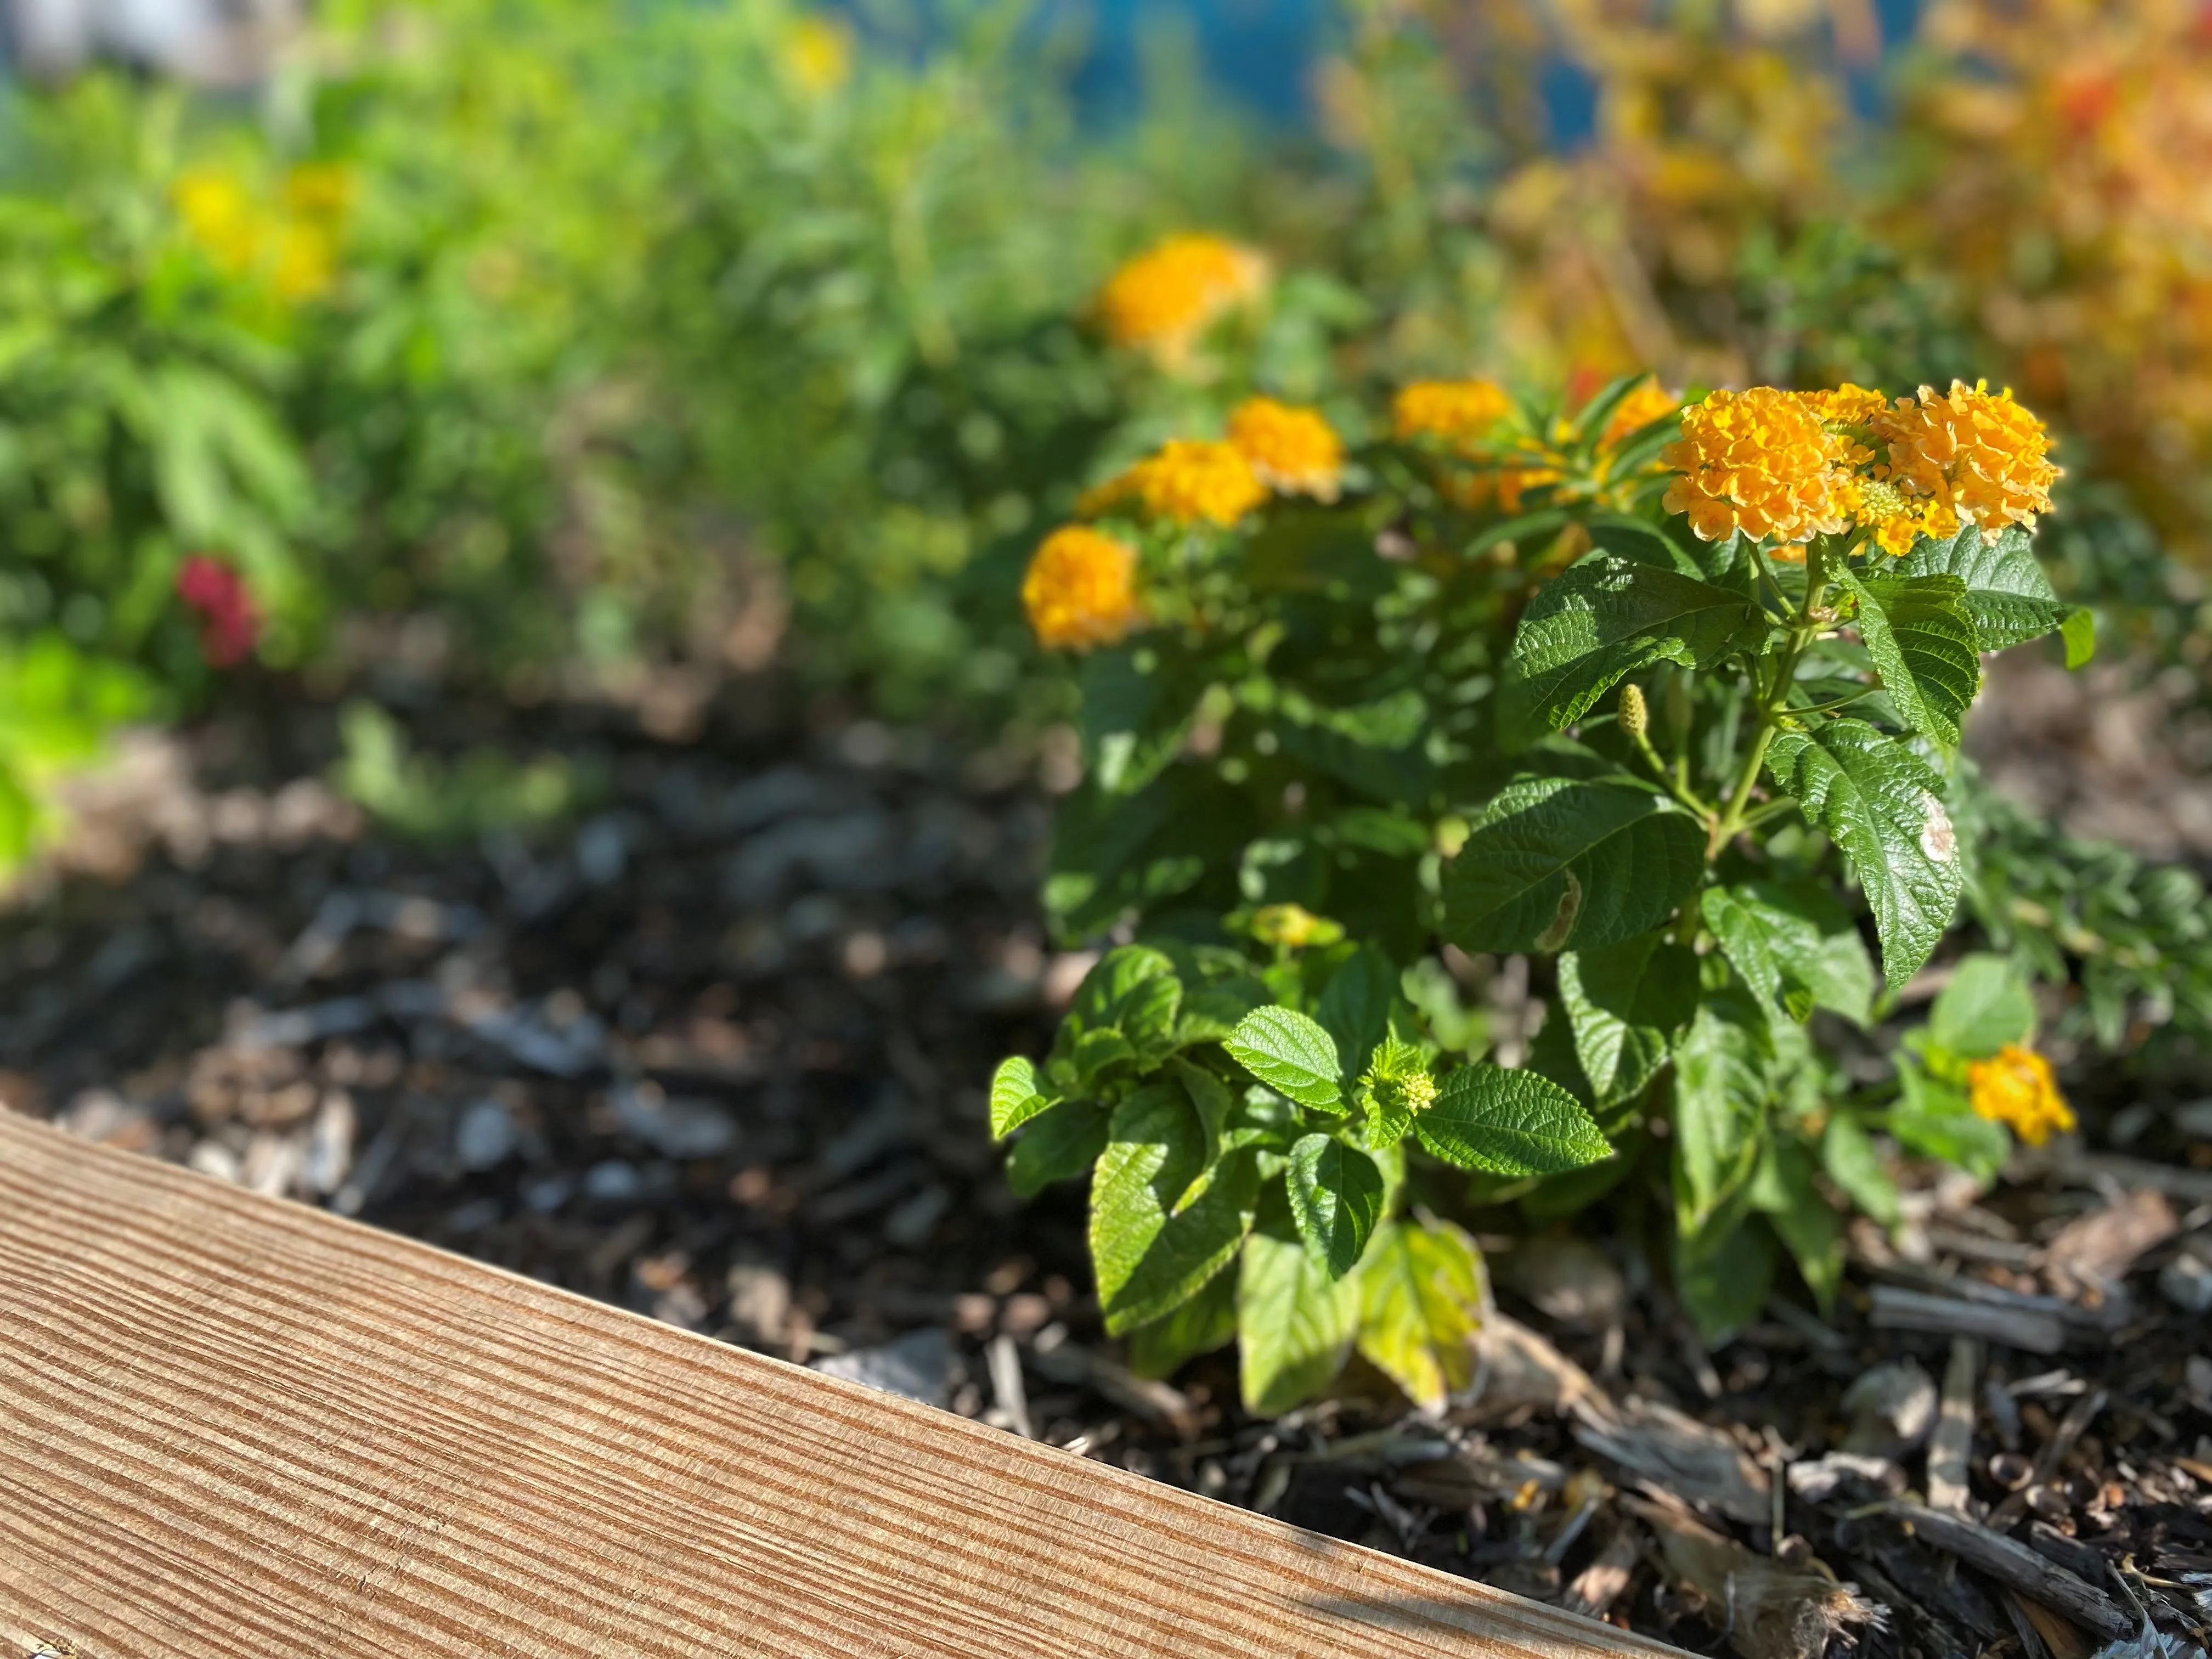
[1620,681,1649,739]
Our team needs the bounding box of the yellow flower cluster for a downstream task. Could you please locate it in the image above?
[1094,235,1271,366]
[1393,379,1513,445]
[1020,526,1144,651]
[1967,1043,2076,1147]
[1226,396,1344,501]
[174,162,353,304]
[781,14,853,95]
[1602,376,1684,445]
[1662,381,2057,555]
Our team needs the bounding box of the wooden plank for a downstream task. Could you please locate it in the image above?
[0,1109,1679,1659]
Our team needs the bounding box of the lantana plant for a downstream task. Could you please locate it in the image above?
[991,364,2092,1413]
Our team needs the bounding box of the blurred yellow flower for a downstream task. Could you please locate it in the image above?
[1871,381,2059,542]
[283,162,356,222]
[782,14,853,96]
[1022,526,1144,651]
[1227,397,1344,500]
[1599,376,1682,445]
[175,160,352,304]
[1094,234,1270,365]
[1967,1043,2075,1147]
[1393,379,1513,446]
[1248,904,1345,949]
[1661,387,1857,545]
[271,222,337,302]
[1081,439,1267,528]
[173,167,260,274]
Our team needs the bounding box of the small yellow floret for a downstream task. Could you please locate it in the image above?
[1095,234,1270,363]
[1661,387,1858,545]
[1872,381,2059,542]
[1228,397,1345,500]
[1394,379,1514,445]
[1080,439,1267,528]
[1804,383,1891,427]
[782,14,853,94]
[1249,904,1345,949]
[1967,1043,2075,1147]
[1022,526,1145,651]
[174,167,260,273]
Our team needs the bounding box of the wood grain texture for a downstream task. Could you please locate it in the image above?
[0,1109,1683,1659]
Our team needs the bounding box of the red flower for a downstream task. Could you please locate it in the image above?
[176,556,259,668]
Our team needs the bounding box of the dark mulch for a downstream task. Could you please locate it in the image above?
[5,678,2208,1659]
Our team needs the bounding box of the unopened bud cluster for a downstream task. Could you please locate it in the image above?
[1620,681,1649,738]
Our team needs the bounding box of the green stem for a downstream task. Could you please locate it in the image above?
[1709,540,1834,857]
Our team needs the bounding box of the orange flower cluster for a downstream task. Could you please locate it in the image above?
[1020,527,1144,651]
[1079,439,1267,528]
[1967,1043,2075,1147]
[1393,379,1513,445]
[1227,397,1345,501]
[1094,235,1271,368]
[1662,382,2055,555]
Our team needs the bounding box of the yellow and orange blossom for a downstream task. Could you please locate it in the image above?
[1661,387,1860,546]
[1080,439,1267,528]
[1967,1043,2076,1147]
[1022,527,1144,651]
[1227,397,1344,500]
[1600,376,1682,446]
[1872,381,2059,543]
[1095,234,1269,365]
[1394,379,1514,446]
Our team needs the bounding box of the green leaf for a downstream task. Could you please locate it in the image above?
[989,1055,1052,1138]
[1069,1026,1136,1084]
[1222,1006,1345,1111]
[1889,1062,2009,1180]
[1673,1217,1776,1346]
[1414,1065,1613,1175]
[1170,1057,1235,1170]
[1443,776,1706,955]
[1702,882,1876,1027]
[1751,1139,1844,1313]
[1356,1217,1487,1410]
[1502,555,1768,735]
[1074,945,1181,1031]
[1005,1099,1110,1198]
[2060,606,2095,669]
[1670,987,1771,1233]
[1285,1135,1385,1278]
[1764,719,1965,983]
[1821,1113,1899,1227]
[1895,522,2064,651]
[1927,952,2035,1060]
[1238,1209,1362,1414]
[1126,1263,1238,1380]
[1838,569,1980,746]
[1556,932,1699,1107]
[1091,1087,1262,1335]
[1315,946,1398,1080]
[1082,647,1195,796]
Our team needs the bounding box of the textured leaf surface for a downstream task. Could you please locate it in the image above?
[1556,933,1699,1107]
[1896,523,2063,651]
[1222,1006,1345,1110]
[1503,556,1767,733]
[1125,1263,1238,1380]
[1927,952,2035,1059]
[1090,1088,1260,1334]
[1005,1099,1109,1198]
[1238,1215,1362,1414]
[988,1055,1051,1139]
[1701,882,1876,1027]
[1285,1135,1385,1278]
[1840,569,1980,745]
[1356,1218,1487,1410]
[1414,1064,1612,1175]
[1314,947,1397,1080]
[1764,719,1963,982]
[1443,776,1705,955]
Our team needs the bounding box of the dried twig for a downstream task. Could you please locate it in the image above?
[1883,1502,2130,1639]
[1927,1339,1980,1516]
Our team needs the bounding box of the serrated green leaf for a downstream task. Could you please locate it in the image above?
[1222,1006,1345,1110]
[1670,986,1771,1233]
[1005,1099,1109,1198]
[1414,1064,1613,1175]
[1091,1087,1262,1335]
[1285,1134,1385,1278]
[1315,946,1397,1079]
[1821,1113,1899,1226]
[1702,882,1876,1028]
[1557,932,1699,1107]
[1355,1217,1487,1410]
[1238,1208,1362,1413]
[1126,1262,1238,1380]
[1927,952,2035,1059]
[1502,555,1768,734]
[1073,944,1181,1030]
[1070,1026,1136,1084]
[1443,776,1706,955]
[1839,568,1980,746]
[989,1054,1051,1138]
[1764,719,1964,983]
[1170,1056,1234,1170]
[1895,522,2064,651]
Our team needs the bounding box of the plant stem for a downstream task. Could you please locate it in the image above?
[1709,540,1833,857]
